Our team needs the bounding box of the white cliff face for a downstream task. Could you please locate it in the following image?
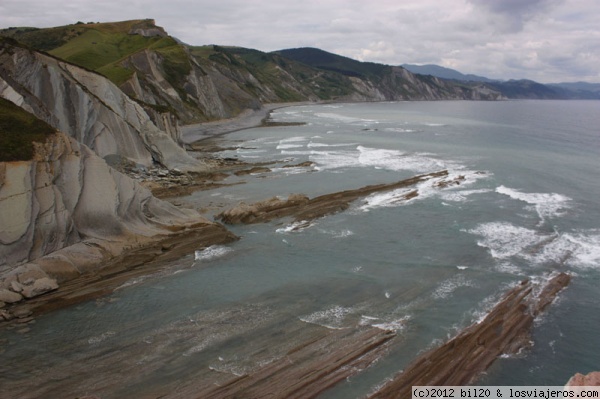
[0,43,204,171]
[0,132,217,305]
[0,132,205,271]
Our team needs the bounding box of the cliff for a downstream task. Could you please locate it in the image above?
[0,37,203,171]
[1,21,505,130]
[0,126,234,309]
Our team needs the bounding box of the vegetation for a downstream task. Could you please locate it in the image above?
[276,47,389,80]
[0,98,55,162]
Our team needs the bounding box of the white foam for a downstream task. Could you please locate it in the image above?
[307,141,355,148]
[466,222,552,260]
[372,316,411,331]
[441,188,493,203]
[357,146,447,172]
[194,245,233,262]
[299,305,354,330]
[431,275,476,299]
[276,143,304,150]
[533,230,600,269]
[496,185,571,221]
[359,187,419,211]
[275,220,313,233]
[314,112,374,123]
[276,136,308,150]
[383,127,417,133]
[359,170,486,211]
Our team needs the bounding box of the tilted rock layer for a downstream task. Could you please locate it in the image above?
[0,39,203,171]
[0,132,218,305]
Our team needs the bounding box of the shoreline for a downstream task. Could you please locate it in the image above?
[180,101,315,144]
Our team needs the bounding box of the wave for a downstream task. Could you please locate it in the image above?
[431,275,476,300]
[466,222,552,260]
[383,127,417,133]
[359,170,488,211]
[531,230,600,269]
[441,188,493,203]
[194,245,233,262]
[314,112,375,124]
[299,305,354,329]
[466,221,600,270]
[357,146,448,173]
[496,185,571,221]
[275,220,314,233]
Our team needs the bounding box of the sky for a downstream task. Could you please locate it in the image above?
[1,0,599,83]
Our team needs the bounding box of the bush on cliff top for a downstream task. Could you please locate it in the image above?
[0,98,55,162]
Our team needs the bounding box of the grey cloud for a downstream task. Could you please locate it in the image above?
[467,0,561,32]
[0,0,598,83]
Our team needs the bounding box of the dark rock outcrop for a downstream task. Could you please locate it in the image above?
[216,170,450,225]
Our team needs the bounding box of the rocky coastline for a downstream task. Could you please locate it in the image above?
[0,104,585,398]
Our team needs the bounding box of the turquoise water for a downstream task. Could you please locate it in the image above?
[1,101,599,398]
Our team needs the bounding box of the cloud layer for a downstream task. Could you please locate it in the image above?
[1,0,598,82]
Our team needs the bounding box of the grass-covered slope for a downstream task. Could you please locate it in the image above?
[276,47,389,80]
[0,98,55,162]
[1,19,184,86]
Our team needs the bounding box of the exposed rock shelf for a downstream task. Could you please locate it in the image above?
[184,327,396,399]
[369,273,571,399]
[216,170,456,225]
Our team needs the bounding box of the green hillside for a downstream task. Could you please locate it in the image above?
[0,19,184,85]
[276,47,389,80]
[0,98,55,162]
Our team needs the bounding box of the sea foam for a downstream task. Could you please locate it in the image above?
[194,245,233,262]
[496,185,571,221]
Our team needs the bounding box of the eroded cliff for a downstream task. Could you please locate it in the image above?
[0,130,234,310]
[0,38,203,171]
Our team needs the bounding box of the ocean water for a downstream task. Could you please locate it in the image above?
[1,100,599,398]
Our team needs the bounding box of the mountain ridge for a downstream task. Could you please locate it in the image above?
[401,63,600,99]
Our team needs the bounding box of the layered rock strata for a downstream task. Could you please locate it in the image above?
[0,132,235,317]
[216,170,455,225]
[0,39,202,171]
[369,273,571,398]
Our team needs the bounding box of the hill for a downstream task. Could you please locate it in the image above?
[401,63,495,82]
[401,63,600,99]
[2,21,505,127]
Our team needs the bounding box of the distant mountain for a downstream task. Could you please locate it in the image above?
[550,82,600,93]
[274,47,504,101]
[402,63,600,100]
[547,82,600,99]
[401,64,496,83]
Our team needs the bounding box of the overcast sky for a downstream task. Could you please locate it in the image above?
[1,0,599,83]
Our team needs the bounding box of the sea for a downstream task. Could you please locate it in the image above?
[1,100,599,398]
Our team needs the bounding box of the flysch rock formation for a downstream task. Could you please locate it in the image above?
[0,131,235,317]
[215,170,464,226]
[369,273,571,399]
[0,39,203,172]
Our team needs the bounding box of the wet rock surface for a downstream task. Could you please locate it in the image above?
[369,273,571,398]
[216,170,450,225]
